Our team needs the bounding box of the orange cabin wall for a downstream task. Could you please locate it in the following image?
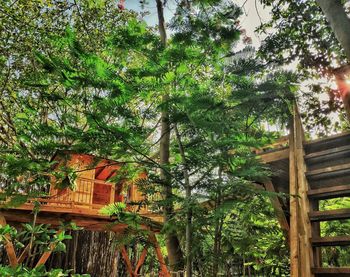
[49,153,147,210]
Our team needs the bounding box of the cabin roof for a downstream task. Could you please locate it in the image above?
[51,150,123,182]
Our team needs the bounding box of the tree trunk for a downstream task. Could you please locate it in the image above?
[317,0,350,61]
[174,124,192,276]
[155,0,184,272]
[47,230,123,276]
[317,0,350,120]
[212,167,223,277]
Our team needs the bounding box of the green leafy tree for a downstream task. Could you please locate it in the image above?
[258,0,350,134]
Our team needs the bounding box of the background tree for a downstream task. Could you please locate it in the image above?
[258,0,350,134]
[1,0,296,276]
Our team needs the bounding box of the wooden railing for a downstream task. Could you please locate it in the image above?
[25,177,153,216]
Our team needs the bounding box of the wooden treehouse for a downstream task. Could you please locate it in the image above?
[258,106,350,276]
[0,152,169,277]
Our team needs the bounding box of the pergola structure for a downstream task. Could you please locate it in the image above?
[259,106,350,276]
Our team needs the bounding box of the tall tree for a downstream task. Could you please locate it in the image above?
[258,0,350,131]
[316,0,350,121]
[155,0,184,272]
[316,0,350,60]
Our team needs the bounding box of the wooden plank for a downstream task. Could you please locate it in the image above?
[0,209,162,233]
[312,267,350,274]
[304,131,350,147]
[309,209,350,222]
[258,148,289,163]
[308,185,350,200]
[0,215,18,267]
[35,229,62,267]
[312,236,350,247]
[306,163,350,178]
[305,145,350,160]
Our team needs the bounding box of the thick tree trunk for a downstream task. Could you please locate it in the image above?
[47,230,124,277]
[155,0,184,272]
[317,0,350,120]
[317,0,350,60]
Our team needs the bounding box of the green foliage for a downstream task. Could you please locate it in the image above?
[258,0,349,134]
[0,265,89,277]
[0,0,296,275]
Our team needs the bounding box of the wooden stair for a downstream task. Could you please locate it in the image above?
[304,132,350,275]
[308,185,350,200]
[311,267,350,275]
[309,208,350,222]
[312,236,350,247]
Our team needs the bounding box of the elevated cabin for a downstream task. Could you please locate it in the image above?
[12,152,162,223]
[49,153,146,213]
[0,153,168,275]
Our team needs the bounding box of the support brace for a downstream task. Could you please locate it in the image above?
[35,229,62,268]
[0,215,18,267]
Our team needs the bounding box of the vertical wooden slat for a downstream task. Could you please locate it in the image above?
[110,184,115,204]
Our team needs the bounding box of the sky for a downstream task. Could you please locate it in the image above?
[122,0,338,136]
[125,0,271,49]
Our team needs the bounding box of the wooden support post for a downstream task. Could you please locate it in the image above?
[265,181,290,242]
[149,233,170,277]
[289,104,314,277]
[134,247,148,275]
[294,105,313,277]
[121,246,136,277]
[0,215,18,267]
[35,229,62,268]
[289,115,300,277]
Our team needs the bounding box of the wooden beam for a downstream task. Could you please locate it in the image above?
[264,181,289,241]
[258,148,289,163]
[134,247,148,275]
[18,243,31,264]
[35,229,62,268]
[120,246,136,277]
[149,233,170,277]
[0,215,18,267]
